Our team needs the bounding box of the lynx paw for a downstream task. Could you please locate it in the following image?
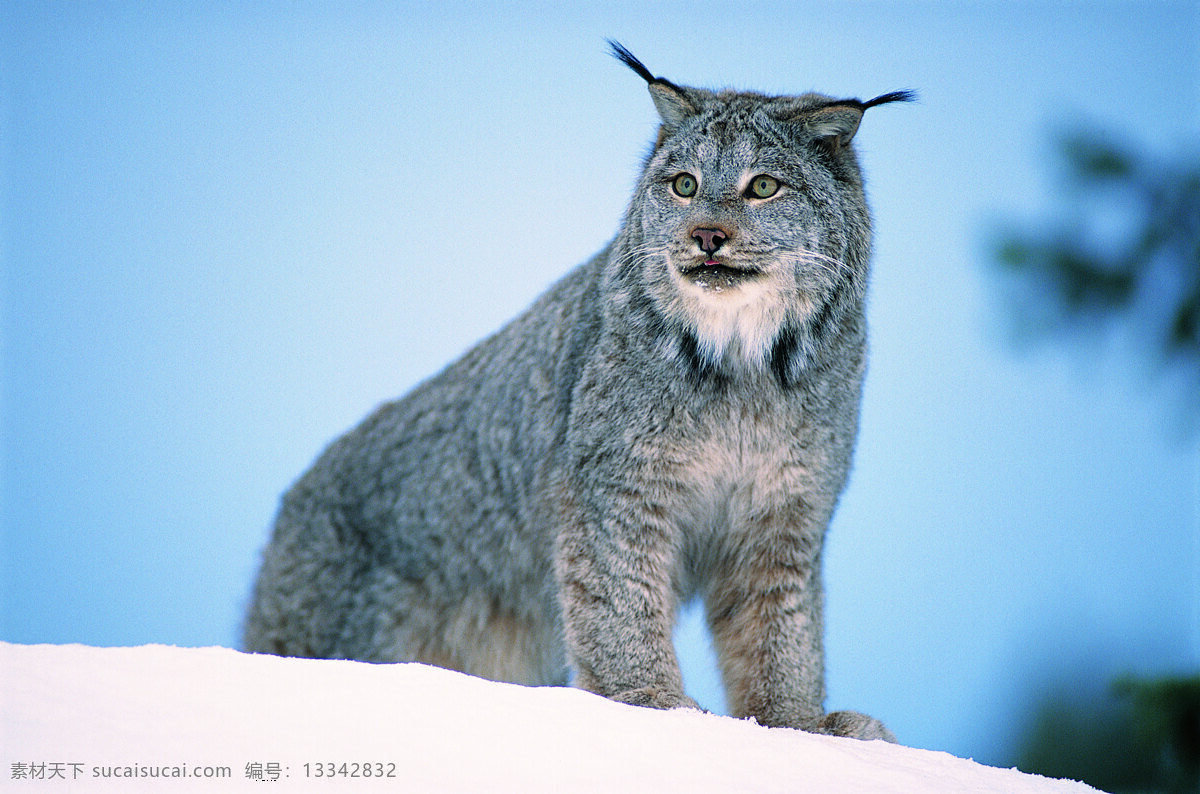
[612,687,702,712]
[816,710,896,742]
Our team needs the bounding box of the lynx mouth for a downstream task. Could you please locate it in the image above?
[679,261,763,292]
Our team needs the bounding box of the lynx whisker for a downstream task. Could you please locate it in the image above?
[781,247,856,288]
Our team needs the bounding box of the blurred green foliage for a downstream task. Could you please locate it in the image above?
[1015,674,1200,793]
[992,128,1199,410]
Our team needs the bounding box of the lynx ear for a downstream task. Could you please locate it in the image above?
[782,90,915,153]
[608,40,699,128]
[771,102,862,154]
[804,105,865,152]
[647,82,699,128]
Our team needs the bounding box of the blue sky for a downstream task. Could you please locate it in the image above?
[3,0,1197,766]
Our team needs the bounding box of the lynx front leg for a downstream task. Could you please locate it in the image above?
[706,523,826,729]
[707,519,893,741]
[554,492,698,712]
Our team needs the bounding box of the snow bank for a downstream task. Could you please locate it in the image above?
[1,643,1095,793]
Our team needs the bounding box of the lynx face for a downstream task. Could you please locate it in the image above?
[609,45,910,379]
[635,94,870,372]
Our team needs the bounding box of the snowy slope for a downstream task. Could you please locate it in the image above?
[1,643,1096,793]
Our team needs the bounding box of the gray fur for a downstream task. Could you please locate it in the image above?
[244,44,908,741]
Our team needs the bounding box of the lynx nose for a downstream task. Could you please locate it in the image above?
[692,227,727,255]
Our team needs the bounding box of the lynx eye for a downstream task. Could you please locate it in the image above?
[671,173,698,198]
[748,175,780,199]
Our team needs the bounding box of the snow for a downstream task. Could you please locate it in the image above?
[1,643,1097,793]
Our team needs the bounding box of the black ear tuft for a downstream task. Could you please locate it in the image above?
[607,39,656,85]
[606,39,689,94]
[861,89,918,110]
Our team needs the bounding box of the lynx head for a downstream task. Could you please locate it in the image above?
[609,41,912,383]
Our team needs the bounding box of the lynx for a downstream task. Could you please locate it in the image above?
[244,42,911,740]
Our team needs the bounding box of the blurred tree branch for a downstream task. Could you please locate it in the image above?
[991,127,1199,422]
